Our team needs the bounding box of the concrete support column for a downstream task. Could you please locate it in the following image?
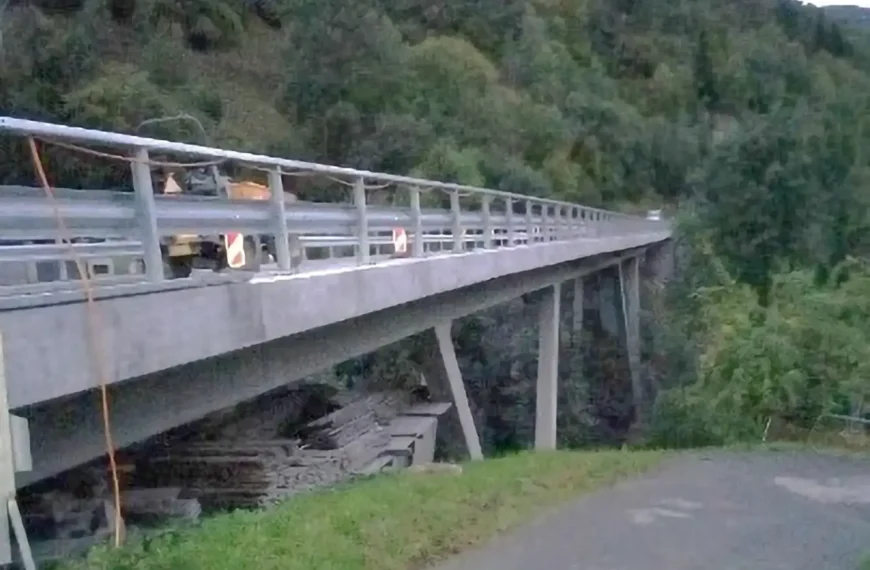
[535,283,561,450]
[572,277,584,348]
[432,323,484,460]
[619,256,642,423]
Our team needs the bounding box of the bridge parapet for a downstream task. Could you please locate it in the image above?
[0,116,667,297]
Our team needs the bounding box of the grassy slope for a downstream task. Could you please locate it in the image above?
[65,450,664,570]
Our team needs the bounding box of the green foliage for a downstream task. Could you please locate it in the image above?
[650,262,870,447]
[8,0,864,207]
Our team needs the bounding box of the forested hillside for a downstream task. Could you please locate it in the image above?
[3,0,870,450]
[0,0,864,205]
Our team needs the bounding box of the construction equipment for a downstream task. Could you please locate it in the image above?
[135,115,302,279]
[158,167,303,278]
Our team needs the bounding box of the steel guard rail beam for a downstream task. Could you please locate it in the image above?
[0,116,668,285]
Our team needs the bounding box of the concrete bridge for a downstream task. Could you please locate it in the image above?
[0,117,672,495]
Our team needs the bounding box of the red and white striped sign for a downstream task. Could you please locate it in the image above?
[392,227,408,255]
[224,232,246,269]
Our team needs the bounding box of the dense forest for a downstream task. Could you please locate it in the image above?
[3,0,870,450]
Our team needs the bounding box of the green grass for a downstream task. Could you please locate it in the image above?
[65,450,664,570]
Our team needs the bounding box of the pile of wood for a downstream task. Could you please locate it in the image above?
[21,384,435,564]
[21,484,201,562]
[126,389,408,510]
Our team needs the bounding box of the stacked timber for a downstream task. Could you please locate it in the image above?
[129,390,407,510]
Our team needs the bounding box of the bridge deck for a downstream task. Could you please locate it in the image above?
[2,231,668,410]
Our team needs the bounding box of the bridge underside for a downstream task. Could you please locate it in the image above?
[16,241,670,486]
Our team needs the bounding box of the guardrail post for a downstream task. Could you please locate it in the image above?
[131,148,163,281]
[450,191,463,253]
[505,198,515,247]
[410,186,424,257]
[542,204,551,242]
[554,206,563,241]
[353,176,369,265]
[570,207,578,239]
[525,200,534,245]
[482,194,493,249]
[268,168,291,271]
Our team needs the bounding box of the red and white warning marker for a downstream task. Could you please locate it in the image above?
[392,227,408,256]
[224,232,246,269]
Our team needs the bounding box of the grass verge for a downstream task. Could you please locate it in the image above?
[64,449,664,570]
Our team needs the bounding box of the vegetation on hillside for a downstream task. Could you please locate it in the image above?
[0,0,863,202]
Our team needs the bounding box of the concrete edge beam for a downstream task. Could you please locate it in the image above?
[18,247,652,485]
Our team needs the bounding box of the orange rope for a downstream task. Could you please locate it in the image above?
[26,138,124,548]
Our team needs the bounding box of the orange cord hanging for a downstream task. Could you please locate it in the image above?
[26,138,124,548]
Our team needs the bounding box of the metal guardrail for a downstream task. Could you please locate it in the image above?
[0,116,667,291]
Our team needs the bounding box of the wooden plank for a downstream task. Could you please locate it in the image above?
[385,436,417,456]
[388,416,435,437]
[403,402,452,417]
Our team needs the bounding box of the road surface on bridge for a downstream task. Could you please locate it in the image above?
[429,450,870,570]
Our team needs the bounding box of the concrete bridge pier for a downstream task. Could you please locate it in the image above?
[433,323,484,460]
[534,283,561,450]
[571,277,584,348]
[418,325,484,461]
[618,257,642,425]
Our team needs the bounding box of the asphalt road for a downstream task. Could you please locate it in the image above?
[429,450,870,570]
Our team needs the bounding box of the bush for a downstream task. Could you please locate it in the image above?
[650,260,870,448]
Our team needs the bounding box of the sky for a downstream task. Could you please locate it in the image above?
[806,0,870,6]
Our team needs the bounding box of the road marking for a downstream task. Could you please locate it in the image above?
[773,475,870,504]
[628,507,694,525]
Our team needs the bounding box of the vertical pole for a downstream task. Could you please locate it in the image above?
[619,257,643,425]
[540,205,550,242]
[0,332,12,565]
[410,186,424,257]
[535,283,561,450]
[450,191,463,253]
[571,208,580,239]
[505,198,515,247]
[433,323,484,459]
[268,168,291,271]
[353,177,369,265]
[525,200,534,245]
[131,148,163,282]
[482,194,493,249]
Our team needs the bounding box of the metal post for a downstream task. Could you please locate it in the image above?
[505,197,515,247]
[131,148,163,281]
[554,205,563,241]
[268,168,291,271]
[434,323,484,460]
[353,177,369,265]
[482,194,493,249]
[572,207,580,238]
[0,332,12,565]
[542,205,551,242]
[535,283,560,450]
[0,332,35,570]
[450,191,463,253]
[525,200,534,245]
[410,186,424,257]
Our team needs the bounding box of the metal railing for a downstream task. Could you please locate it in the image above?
[0,116,667,292]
